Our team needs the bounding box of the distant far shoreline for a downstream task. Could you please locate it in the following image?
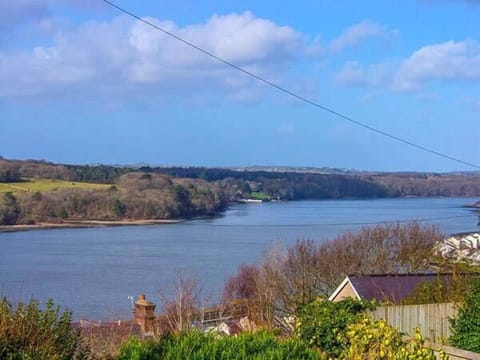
[1,197,478,233]
[0,219,183,233]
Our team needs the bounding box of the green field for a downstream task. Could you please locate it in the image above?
[0,178,112,193]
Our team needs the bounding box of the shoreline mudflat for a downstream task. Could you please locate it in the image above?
[0,219,183,233]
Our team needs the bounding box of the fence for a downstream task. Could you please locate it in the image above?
[421,341,480,360]
[369,302,456,343]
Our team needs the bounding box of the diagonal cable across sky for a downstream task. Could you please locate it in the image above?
[104,0,480,170]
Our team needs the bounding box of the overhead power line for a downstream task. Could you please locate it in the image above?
[103,0,480,170]
[184,214,478,227]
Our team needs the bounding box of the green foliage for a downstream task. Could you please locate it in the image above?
[3,192,17,207]
[116,331,318,360]
[0,192,20,225]
[56,206,69,219]
[0,178,111,193]
[295,298,373,357]
[111,198,126,218]
[340,316,440,360]
[398,329,448,360]
[402,273,476,305]
[450,277,480,353]
[3,157,480,200]
[249,192,271,201]
[342,317,402,359]
[0,297,88,360]
[32,191,43,201]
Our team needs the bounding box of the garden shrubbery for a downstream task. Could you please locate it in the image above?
[341,316,439,360]
[0,288,457,359]
[295,298,443,360]
[116,331,318,360]
[295,298,373,358]
[0,298,88,360]
[450,277,480,353]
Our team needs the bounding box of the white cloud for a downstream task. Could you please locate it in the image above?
[328,20,397,53]
[392,40,480,90]
[295,20,396,58]
[333,61,367,86]
[0,11,304,104]
[334,40,480,92]
[333,61,395,88]
[1,10,402,106]
[126,12,302,83]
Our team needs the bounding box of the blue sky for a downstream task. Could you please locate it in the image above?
[1,0,479,171]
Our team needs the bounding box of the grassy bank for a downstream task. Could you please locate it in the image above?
[0,178,112,193]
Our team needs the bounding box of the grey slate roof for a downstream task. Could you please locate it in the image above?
[348,273,452,303]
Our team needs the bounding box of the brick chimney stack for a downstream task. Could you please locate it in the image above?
[134,294,156,334]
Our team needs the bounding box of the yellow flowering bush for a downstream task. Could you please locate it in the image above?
[339,316,446,360]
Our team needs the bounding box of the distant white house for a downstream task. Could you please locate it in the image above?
[435,232,480,264]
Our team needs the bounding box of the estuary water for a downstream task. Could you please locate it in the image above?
[0,197,478,319]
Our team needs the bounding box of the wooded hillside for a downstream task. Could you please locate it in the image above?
[1,157,479,225]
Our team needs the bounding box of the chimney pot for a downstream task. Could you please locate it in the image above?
[134,294,156,335]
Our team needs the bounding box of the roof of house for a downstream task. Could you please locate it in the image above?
[448,231,480,238]
[329,273,453,303]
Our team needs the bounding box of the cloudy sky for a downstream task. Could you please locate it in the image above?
[1,0,479,171]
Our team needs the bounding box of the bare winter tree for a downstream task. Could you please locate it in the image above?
[222,263,259,303]
[254,222,443,318]
[159,274,200,333]
[256,240,326,317]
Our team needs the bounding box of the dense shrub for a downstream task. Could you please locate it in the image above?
[450,277,480,352]
[402,272,477,305]
[341,316,439,360]
[296,300,443,359]
[0,192,21,225]
[116,331,318,360]
[295,298,373,358]
[0,298,88,359]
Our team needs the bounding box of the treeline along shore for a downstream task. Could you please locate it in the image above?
[0,157,479,227]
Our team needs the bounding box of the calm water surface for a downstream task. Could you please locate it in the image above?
[0,197,478,319]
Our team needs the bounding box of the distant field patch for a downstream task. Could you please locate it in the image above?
[0,178,112,193]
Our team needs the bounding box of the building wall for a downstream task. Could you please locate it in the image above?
[331,282,358,302]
